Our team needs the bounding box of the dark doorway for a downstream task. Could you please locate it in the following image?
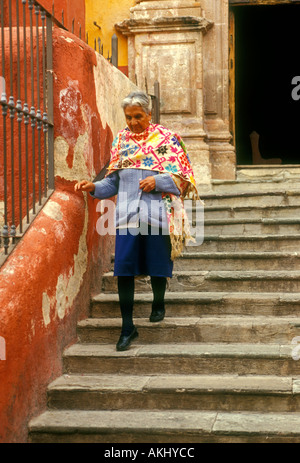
[232,4,300,165]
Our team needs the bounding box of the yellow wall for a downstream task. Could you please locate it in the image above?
[85,0,135,70]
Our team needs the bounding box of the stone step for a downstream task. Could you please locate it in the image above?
[208,171,300,195]
[208,181,300,195]
[28,176,300,444]
[46,373,300,413]
[200,190,300,208]
[77,316,300,345]
[91,292,300,318]
[28,409,300,443]
[202,218,300,236]
[62,343,297,376]
[175,252,300,271]
[191,234,300,252]
[111,251,300,271]
[203,204,300,220]
[102,270,300,293]
[236,165,300,182]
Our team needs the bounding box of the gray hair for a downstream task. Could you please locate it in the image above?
[121,91,151,115]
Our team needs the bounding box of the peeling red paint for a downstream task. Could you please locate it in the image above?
[0,189,87,442]
[52,28,113,179]
[0,26,115,443]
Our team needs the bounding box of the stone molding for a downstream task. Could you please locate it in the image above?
[116,16,214,35]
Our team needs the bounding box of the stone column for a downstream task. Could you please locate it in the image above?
[116,0,235,186]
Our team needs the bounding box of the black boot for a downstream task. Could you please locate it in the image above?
[149,309,165,323]
[150,276,166,323]
[117,276,137,350]
[116,327,139,351]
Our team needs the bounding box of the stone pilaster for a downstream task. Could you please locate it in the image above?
[201,0,236,180]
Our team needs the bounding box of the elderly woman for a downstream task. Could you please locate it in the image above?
[74,91,199,351]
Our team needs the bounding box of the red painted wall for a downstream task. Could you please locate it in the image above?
[0,0,85,228]
[1,0,85,39]
[40,0,86,38]
[0,26,116,443]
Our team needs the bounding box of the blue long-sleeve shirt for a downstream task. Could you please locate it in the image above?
[92,169,180,230]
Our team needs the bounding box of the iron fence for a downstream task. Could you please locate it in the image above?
[0,0,55,265]
[90,32,119,67]
[151,81,160,125]
[0,0,159,265]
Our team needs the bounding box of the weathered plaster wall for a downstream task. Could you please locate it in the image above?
[0,26,138,443]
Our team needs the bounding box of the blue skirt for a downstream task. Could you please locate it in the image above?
[114,227,173,277]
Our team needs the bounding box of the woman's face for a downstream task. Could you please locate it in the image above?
[124,106,152,134]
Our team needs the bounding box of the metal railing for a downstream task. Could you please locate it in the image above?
[151,81,160,125]
[90,32,119,68]
[0,0,55,264]
[0,0,159,265]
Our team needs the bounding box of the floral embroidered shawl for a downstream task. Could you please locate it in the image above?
[106,123,201,259]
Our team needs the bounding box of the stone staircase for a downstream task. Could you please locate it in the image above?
[29,171,300,443]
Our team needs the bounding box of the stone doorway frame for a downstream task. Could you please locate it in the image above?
[229,0,300,167]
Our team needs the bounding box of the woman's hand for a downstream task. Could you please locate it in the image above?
[74,180,95,193]
[139,176,156,193]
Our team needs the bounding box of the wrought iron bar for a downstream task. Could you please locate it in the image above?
[16,0,23,233]
[0,0,86,262]
[41,7,47,198]
[29,0,36,215]
[87,26,118,65]
[150,81,161,125]
[46,13,54,191]
[111,34,118,68]
[8,0,16,241]
[1,0,8,253]
[23,0,30,225]
[35,3,42,206]
[0,0,56,261]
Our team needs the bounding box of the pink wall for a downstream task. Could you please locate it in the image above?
[0,25,137,443]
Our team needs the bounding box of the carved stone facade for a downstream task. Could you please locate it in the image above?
[116,0,236,187]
